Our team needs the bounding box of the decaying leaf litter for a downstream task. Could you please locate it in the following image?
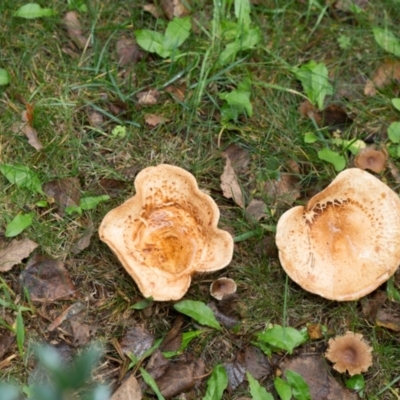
[1,0,400,398]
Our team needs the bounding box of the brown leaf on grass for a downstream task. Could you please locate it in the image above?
[221,156,245,208]
[70,320,97,347]
[21,106,43,150]
[222,144,250,174]
[87,109,104,128]
[160,316,183,352]
[48,302,86,331]
[307,323,323,340]
[361,291,387,322]
[96,178,128,198]
[0,238,38,272]
[244,346,272,379]
[146,350,169,380]
[143,4,162,19]
[120,326,154,358]
[111,373,142,400]
[245,199,267,222]
[0,332,15,360]
[136,89,160,105]
[145,113,170,127]
[160,0,191,20]
[364,60,400,96]
[71,223,94,255]
[280,356,360,400]
[376,309,400,332]
[20,255,76,302]
[224,351,246,390]
[116,38,144,66]
[264,173,300,205]
[165,83,187,102]
[63,11,90,50]
[43,177,81,217]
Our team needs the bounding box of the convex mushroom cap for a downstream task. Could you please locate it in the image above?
[354,145,387,173]
[325,331,373,376]
[276,168,400,301]
[99,164,234,301]
[210,277,237,300]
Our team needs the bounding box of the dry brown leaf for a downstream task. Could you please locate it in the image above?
[48,302,86,332]
[87,109,104,128]
[165,83,187,102]
[111,373,142,400]
[264,173,300,205]
[0,332,15,360]
[160,316,183,352]
[280,356,360,400]
[143,4,162,18]
[222,144,250,174]
[72,224,94,255]
[21,109,43,150]
[70,320,97,347]
[136,89,160,105]
[160,0,191,20]
[245,199,267,222]
[20,255,76,302]
[0,239,38,272]
[144,113,170,127]
[307,323,323,340]
[120,326,154,358]
[224,353,246,391]
[376,309,400,332]
[364,60,400,96]
[116,38,144,66]
[63,11,90,50]
[221,156,245,208]
[361,291,387,322]
[244,346,272,379]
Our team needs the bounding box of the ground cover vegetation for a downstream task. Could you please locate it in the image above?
[1,0,400,398]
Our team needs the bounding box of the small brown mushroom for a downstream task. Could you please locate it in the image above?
[325,331,373,376]
[99,164,234,301]
[210,278,237,300]
[354,146,387,173]
[276,168,400,301]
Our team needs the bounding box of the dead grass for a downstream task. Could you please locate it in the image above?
[1,0,400,398]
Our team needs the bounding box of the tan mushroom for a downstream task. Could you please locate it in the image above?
[275,168,400,301]
[325,331,373,376]
[99,164,234,301]
[210,277,237,300]
[354,146,387,173]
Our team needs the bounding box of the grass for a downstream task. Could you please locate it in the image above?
[1,0,400,398]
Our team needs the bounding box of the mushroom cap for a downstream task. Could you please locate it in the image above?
[354,146,387,173]
[275,168,400,301]
[210,277,237,300]
[99,164,234,301]
[325,331,373,376]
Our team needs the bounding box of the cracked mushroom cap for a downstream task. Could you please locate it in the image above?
[276,168,400,301]
[99,164,234,301]
[325,331,373,376]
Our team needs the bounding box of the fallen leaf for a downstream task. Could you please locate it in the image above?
[280,356,359,400]
[43,177,81,216]
[224,351,246,391]
[136,89,160,105]
[244,346,272,380]
[48,302,86,331]
[111,373,142,400]
[221,156,245,208]
[87,109,104,128]
[96,178,128,198]
[222,144,250,174]
[70,320,97,347]
[116,38,144,66]
[20,255,76,302]
[364,60,400,96]
[165,83,187,102]
[361,291,387,322]
[63,11,90,50]
[0,238,38,272]
[120,326,154,358]
[21,107,43,150]
[376,309,400,332]
[144,113,170,127]
[146,349,169,380]
[0,332,15,359]
[208,295,241,329]
[264,173,300,205]
[245,199,267,222]
[160,316,183,352]
[143,4,162,19]
[71,223,94,255]
[160,0,191,20]
[307,323,323,340]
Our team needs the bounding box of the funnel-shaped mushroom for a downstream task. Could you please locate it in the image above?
[99,164,234,301]
[276,168,400,301]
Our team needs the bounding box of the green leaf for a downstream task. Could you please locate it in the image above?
[135,29,167,57]
[392,98,400,112]
[329,138,366,155]
[16,309,25,355]
[274,377,292,400]
[388,122,400,143]
[304,132,318,143]
[5,213,33,237]
[14,3,55,18]
[235,0,251,29]
[174,300,222,330]
[292,60,333,109]
[285,370,311,400]
[386,276,400,302]
[257,325,307,354]
[140,368,165,400]
[163,17,191,52]
[203,364,228,400]
[65,205,83,216]
[35,200,48,208]
[317,148,346,171]
[130,297,154,310]
[0,68,10,85]
[247,372,274,400]
[163,330,204,358]
[337,35,351,50]
[174,300,222,329]
[79,195,110,210]
[240,28,261,49]
[0,164,44,194]
[373,27,400,57]
[346,374,366,391]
